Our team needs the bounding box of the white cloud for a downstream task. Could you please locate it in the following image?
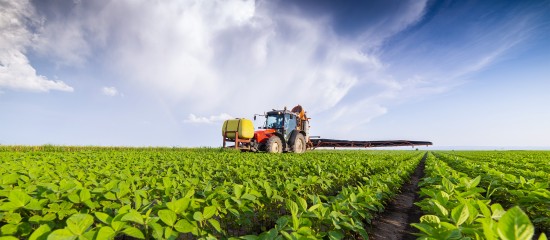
[101,86,119,96]
[21,0,540,141]
[0,0,73,92]
[33,19,91,67]
[184,113,234,124]
[28,0,392,113]
[18,0,431,138]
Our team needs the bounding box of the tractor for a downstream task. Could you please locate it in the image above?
[222,105,310,153]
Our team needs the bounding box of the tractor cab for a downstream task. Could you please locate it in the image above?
[263,110,297,140]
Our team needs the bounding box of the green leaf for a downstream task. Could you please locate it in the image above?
[420,215,440,224]
[297,226,312,235]
[433,200,449,217]
[466,202,478,224]
[148,222,164,239]
[103,192,117,201]
[9,190,31,207]
[468,176,481,189]
[241,193,257,201]
[24,198,44,211]
[122,227,145,239]
[477,200,491,218]
[67,193,80,203]
[275,216,289,231]
[3,212,22,224]
[1,173,19,185]
[538,233,547,240]
[497,206,534,240]
[280,231,292,240]
[134,194,142,209]
[29,224,52,240]
[307,203,322,212]
[19,222,32,236]
[121,210,144,225]
[193,211,204,221]
[233,184,244,198]
[451,203,469,226]
[491,203,506,220]
[184,189,195,198]
[292,214,300,231]
[79,189,91,202]
[166,198,191,214]
[82,229,98,240]
[110,220,126,232]
[297,197,307,212]
[287,200,299,217]
[1,224,18,235]
[412,223,435,235]
[94,212,113,225]
[96,227,116,240]
[208,219,222,233]
[263,183,273,198]
[478,218,496,240]
[0,237,19,240]
[328,230,344,240]
[164,227,175,239]
[441,177,454,193]
[66,213,94,236]
[158,209,177,226]
[174,219,195,233]
[203,206,217,220]
[47,229,77,240]
[43,213,56,222]
[238,235,259,240]
[0,202,20,211]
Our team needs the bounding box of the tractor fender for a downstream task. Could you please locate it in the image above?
[288,130,307,147]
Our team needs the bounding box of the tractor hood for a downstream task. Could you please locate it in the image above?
[254,129,277,144]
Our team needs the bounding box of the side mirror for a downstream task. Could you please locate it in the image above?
[254,115,256,120]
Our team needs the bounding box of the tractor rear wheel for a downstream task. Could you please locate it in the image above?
[266,136,282,153]
[291,133,306,153]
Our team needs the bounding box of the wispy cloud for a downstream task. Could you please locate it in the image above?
[382,1,541,84]
[184,113,233,124]
[0,0,73,92]
[101,86,120,96]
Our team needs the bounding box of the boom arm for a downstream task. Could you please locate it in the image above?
[310,139,432,149]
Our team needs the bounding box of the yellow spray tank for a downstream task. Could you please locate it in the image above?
[222,118,255,151]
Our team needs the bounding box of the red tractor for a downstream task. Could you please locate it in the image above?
[222,105,310,153]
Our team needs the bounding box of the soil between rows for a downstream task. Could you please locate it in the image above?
[368,154,426,240]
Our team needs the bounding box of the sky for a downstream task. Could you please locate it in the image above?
[1,0,549,149]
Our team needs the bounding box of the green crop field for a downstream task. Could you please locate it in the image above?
[413,152,549,239]
[0,146,548,240]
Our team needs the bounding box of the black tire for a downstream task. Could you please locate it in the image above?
[266,136,282,153]
[291,133,306,153]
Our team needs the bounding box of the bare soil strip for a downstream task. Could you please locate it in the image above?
[369,154,426,240]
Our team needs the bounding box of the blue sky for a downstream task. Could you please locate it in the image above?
[1,0,549,148]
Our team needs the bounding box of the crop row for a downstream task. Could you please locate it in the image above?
[0,147,423,239]
[413,153,547,240]
[430,152,550,234]
[447,151,549,182]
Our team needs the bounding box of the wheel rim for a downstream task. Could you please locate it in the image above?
[295,139,303,153]
[271,142,279,152]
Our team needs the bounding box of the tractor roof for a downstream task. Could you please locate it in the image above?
[266,110,297,116]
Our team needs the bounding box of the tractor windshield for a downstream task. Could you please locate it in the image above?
[265,114,284,129]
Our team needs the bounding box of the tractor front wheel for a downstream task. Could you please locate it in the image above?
[266,136,282,153]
